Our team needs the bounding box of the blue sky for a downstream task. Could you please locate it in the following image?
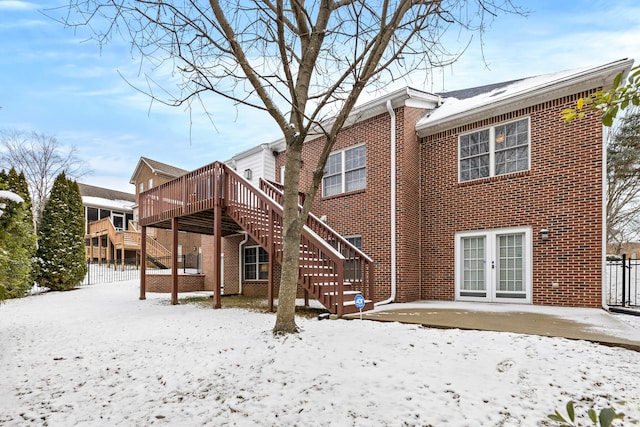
[1,1,639,193]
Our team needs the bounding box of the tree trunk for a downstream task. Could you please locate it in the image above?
[273,142,305,334]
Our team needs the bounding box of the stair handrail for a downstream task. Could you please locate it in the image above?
[138,160,365,315]
[223,164,353,314]
[146,236,171,259]
[259,178,373,263]
[260,179,375,302]
[225,167,346,260]
[86,217,120,246]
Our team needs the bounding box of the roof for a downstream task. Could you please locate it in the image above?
[437,78,525,100]
[238,87,442,158]
[129,157,189,184]
[416,58,635,137]
[78,183,135,202]
[78,183,136,212]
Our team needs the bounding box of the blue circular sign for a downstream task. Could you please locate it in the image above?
[354,294,365,309]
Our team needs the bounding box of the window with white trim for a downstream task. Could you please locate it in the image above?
[459,117,530,182]
[323,145,366,197]
[243,246,268,281]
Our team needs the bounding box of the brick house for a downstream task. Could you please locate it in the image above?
[128,157,207,291]
[136,58,633,313]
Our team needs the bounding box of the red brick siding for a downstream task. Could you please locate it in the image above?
[275,107,427,303]
[146,274,206,293]
[420,92,604,307]
[396,107,426,301]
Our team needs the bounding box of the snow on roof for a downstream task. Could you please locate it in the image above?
[416,58,634,136]
[82,196,135,212]
[0,190,24,204]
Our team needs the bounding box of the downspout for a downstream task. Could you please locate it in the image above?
[376,100,397,306]
[601,124,609,310]
[238,232,250,295]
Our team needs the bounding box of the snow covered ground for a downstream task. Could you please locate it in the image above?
[1,280,639,426]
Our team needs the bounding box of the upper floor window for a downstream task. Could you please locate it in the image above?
[323,144,366,197]
[148,178,153,189]
[139,182,144,194]
[459,117,530,182]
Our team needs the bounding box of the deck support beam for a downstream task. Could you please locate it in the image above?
[140,226,146,300]
[171,217,178,305]
[268,206,275,312]
[212,169,222,309]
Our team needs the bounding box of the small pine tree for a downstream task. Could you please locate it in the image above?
[0,170,37,299]
[36,173,87,291]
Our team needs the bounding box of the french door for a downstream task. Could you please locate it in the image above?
[455,227,532,303]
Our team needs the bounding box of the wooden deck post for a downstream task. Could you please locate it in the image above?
[107,233,112,268]
[267,206,274,312]
[171,217,178,305]
[140,226,146,300]
[212,166,222,309]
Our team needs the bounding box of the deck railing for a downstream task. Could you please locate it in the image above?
[86,217,141,250]
[138,161,376,314]
[260,178,375,300]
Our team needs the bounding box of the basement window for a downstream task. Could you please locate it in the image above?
[244,246,268,281]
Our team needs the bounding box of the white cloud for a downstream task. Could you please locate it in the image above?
[0,1,37,11]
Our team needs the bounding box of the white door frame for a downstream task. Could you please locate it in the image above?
[454,226,532,303]
[112,213,125,230]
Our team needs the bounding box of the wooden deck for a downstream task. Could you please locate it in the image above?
[137,161,375,316]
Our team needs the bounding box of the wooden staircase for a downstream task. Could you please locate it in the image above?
[138,161,375,316]
[86,218,172,268]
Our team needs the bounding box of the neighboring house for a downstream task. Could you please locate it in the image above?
[608,242,640,259]
[128,157,207,290]
[136,58,634,314]
[80,183,136,262]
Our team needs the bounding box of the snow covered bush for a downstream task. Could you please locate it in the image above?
[0,169,37,300]
[35,173,87,291]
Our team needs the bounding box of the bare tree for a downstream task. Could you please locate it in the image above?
[0,130,91,226]
[607,108,640,250]
[54,0,525,333]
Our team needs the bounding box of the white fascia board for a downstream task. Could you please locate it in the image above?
[299,88,439,142]
[416,58,634,137]
[128,158,147,184]
[342,87,439,127]
[229,87,440,160]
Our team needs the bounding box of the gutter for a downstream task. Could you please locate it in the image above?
[416,58,634,138]
[376,100,397,306]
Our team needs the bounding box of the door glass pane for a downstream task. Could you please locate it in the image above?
[497,234,524,294]
[462,237,485,292]
[113,215,124,230]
